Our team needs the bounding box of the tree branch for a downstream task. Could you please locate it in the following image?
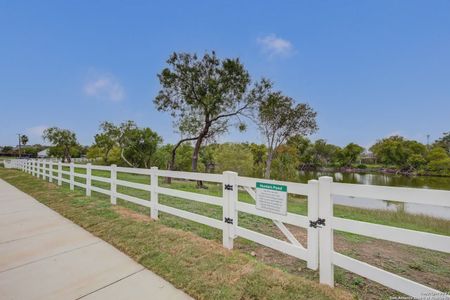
[209,103,250,123]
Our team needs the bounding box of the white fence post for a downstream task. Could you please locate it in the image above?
[43,161,46,180]
[48,160,53,183]
[38,160,41,178]
[110,164,117,205]
[307,179,319,270]
[57,161,62,186]
[150,167,159,219]
[222,171,238,250]
[46,161,50,180]
[86,163,92,196]
[69,162,74,190]
[319,176,334,286]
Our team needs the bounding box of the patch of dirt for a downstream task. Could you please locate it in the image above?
[113,206,153,223]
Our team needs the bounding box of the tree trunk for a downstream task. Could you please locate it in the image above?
[64,147,71,163]
[120,148,134,167]
[165,137,198,184]
[264,149,274,179]
[192,123,210,188]
[165,145,179,184]
[104,148,111,164]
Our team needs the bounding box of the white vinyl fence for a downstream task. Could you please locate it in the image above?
[7,159,450,299]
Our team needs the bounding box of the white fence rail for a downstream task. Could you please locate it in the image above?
[6,159,450,299]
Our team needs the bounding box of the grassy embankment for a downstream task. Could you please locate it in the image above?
[1,166,449,299]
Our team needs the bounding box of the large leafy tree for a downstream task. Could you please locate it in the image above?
[370,136,426,168]
[43,127,78,162]
[95,121,161,168]
[257,91,317,178]
[338,143,364,167]
[155,51,268,184]
[122,127,162,168]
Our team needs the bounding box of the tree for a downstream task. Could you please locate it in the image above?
[94,131,115,164]
[300,139,340,168]
[18,134,29,158]
[96,121,162,168]
[287,135,312,170]
[271,144,299,181]
[407,154,427,170]
[370,136,426,168]
[249,143,267,177]
[426,147,450,175]
[122,127,162,168]
[257,91,317,178]
[338,143,364,167]
[43,127,78,162]
[1,146,13,154]
[213,143,253,176]
[155,51,268,185]
[433,132,450,154]
[20,135,28,147]
[200,144,217,173]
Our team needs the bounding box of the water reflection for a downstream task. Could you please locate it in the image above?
[297,171,450,220]
[298,171,450,191]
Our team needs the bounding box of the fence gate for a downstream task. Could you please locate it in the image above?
[226,173,319,270]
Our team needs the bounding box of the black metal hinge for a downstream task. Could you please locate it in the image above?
[224,184,233,191]
[224,217,234,224]
[309,218,326,228]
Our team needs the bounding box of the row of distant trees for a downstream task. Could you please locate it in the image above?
[3,51,449,179]
[3,127,449,179]
[20,123,448,180]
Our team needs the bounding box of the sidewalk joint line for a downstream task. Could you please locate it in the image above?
[0,223,75,245]
[0,240,102,274]
[76,268,146,299]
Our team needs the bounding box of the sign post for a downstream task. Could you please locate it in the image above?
[255,182,287,216]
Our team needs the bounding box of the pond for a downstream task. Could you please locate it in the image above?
[297,171,450,220]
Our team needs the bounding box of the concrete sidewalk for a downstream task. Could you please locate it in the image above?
[0,179,193,300]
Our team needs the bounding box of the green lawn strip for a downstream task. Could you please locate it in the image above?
[83,169,450,236]
[0,168,351,300]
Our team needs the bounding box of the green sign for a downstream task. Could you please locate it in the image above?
[255,182,288,215]
[256,182,287,192]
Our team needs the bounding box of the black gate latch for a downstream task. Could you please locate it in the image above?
[309,218,326,228]
[224,217,233,224]
[224,184,233,191]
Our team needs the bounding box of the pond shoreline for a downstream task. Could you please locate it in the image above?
[314,166,450,178]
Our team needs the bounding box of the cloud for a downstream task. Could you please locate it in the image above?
[257,34,294,58]
[84,72,125,102]
[26,125,48,143]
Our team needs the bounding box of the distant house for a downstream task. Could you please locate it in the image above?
[37,149,49,158]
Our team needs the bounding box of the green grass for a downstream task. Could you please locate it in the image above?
[71,167,450,237]
[10,166,450,299]
[0,168,351,300]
